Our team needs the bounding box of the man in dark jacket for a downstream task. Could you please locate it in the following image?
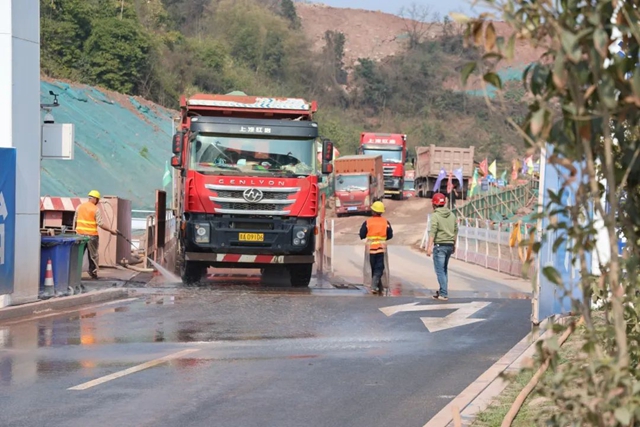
[426,193,458,301]
[359,201,393,294]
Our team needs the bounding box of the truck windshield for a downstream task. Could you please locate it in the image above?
[336,175,368,191]
[362,149,402,164]
[404,180,415,190]
[191,134,315,176]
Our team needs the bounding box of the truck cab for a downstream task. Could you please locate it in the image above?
[171,93,333,286]
[333,155,384,216]
[359,133,407,200]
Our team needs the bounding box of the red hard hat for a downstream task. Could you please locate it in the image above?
[432,193,446,206]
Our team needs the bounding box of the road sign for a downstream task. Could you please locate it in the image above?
[0,148,16,295]
[379,301,492,332]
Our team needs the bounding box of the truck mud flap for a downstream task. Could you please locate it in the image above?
[185,252,314,264]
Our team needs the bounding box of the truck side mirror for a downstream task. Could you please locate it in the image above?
[172,132,184,155]
[321,139,334,175]
[171,155,182,169]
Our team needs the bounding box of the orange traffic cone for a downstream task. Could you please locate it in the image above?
[44,259,55,296]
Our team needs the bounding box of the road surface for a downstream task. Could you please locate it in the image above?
[0,197,533,427]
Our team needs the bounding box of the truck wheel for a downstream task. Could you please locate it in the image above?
[289,264,313,288]
[181,261,206,285]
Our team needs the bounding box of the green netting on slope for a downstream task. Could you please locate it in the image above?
[40,81,176,209]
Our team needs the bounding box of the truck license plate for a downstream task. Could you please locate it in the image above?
[239,233,264,242]
[347,207,358,211]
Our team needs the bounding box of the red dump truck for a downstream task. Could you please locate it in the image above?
[403,170,416,199]
[359,132,407,200]
[414,145,475,198]
[170,92,334,286]
[333,155,384,217]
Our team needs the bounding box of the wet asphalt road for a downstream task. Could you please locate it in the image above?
[0,283,531,427]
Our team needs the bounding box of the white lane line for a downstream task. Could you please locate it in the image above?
[2,298,140,326]
[68,348,200,391]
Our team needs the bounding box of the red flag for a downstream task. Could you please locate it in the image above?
[511,159,518,181]
[480,159,488,176]
[446,170,454,193]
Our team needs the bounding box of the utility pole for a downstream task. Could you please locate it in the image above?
[120,0,124,19]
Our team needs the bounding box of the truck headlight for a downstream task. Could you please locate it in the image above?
[195,223,210,243]
[364,196,370,206]
[335,198,341,207]
[293,227,308,246]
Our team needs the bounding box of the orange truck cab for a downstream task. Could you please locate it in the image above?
[333,155,384,217]
[170,92,334,286]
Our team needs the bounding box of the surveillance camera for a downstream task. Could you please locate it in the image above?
[44,112,55,124]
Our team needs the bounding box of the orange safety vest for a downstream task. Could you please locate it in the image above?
[76,202,99,236]
[366,216,388,254]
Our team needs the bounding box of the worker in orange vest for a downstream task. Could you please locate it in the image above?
[359,201,393,294]
[73,190,118,279]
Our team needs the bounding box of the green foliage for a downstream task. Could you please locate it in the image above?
[139,146,149,159]
[84,17,152,94]
[40,0,524,161]
[279,0,300,29]
[460,0,640,425]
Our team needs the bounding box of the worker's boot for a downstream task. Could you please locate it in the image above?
[372,274,382,294]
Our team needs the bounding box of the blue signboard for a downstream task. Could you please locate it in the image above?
[0,148,16,295]
[534,144,590,322]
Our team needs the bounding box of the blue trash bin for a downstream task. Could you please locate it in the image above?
[40,236,77,295]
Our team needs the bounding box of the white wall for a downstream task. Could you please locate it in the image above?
[0,0,41,306]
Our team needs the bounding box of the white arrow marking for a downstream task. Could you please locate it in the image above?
[379,301,492,332]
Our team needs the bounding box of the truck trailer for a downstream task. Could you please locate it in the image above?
[414,145,475,198]
[359,132,407,200]
[170,92,333,286]
[333,155,384,216]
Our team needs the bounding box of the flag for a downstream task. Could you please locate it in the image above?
[488,160,497,177]
[526,157,534,175]
[511,159,519,181]
[162,160,172,189]
[433,168,447,192]
[479,159,488,176]
[446,170,454,193]
[453,167,464,188]
[468,168,479,198]
[501,170,507,182]
[521,156,530,174]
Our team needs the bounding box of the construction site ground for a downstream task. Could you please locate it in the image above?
[327,197,532,299]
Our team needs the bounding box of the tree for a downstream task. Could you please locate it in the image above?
[457,0,640,424]
[280,0,300,29]
[84,17,152,94]
[398,3,438,50]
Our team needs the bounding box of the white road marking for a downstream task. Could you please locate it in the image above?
[2,298,139,326]
[68,348,200,391]
[379,301,492,332]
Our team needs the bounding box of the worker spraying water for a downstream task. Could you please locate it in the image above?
[359,201,393,295]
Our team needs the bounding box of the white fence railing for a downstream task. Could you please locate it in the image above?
[421,216,536,277]
[316,219,334,276]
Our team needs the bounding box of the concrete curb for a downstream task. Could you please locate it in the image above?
[0,289,130,323]
[423,318,555,427]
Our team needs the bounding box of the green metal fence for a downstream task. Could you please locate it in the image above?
[454,179,538,220]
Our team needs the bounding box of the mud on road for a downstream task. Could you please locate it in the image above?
[330,197,433,246]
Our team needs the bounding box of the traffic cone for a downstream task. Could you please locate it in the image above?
[43,259,55,296]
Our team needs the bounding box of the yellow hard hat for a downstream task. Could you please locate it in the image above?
[371,201,385,213]
[88,190,101,199]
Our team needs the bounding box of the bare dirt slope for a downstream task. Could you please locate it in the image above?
[297,2,544,87]
[332,197,432,246]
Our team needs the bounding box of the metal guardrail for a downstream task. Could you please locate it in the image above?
[454,179,538,220]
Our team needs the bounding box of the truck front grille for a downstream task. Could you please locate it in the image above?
[383,166,395,176]
[205,184,299,216]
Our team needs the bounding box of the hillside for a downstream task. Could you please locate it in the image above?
[40,79,175,209]
[39,0,531,182]
[296,2,544,90]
